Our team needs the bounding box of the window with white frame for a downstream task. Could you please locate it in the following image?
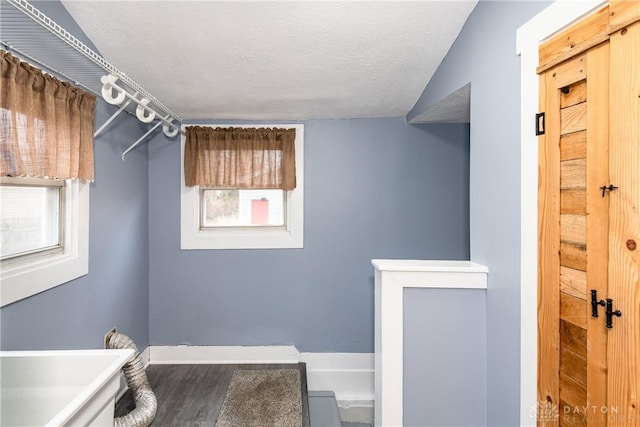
[0,51,94,307]
[0,177,89,307]
[181,124,304,250]
[1,177,64,260]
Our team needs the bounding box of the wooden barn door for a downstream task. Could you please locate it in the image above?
[538,41,610,427]
[537,2,640,426]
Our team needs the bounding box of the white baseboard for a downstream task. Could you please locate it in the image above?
[149,345,300,364]
[146,345,374,409]
[300,352,374,405]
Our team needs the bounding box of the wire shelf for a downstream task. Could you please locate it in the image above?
[1,0,182,154]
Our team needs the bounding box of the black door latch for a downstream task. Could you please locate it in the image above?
[605,298,622,329]
[591,289,605,318]
[600,184,618,197]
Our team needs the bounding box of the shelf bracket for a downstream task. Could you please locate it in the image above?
[94,92,138,138]
[121,115,170,161]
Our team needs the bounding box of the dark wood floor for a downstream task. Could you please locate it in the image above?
[115,363,309,427]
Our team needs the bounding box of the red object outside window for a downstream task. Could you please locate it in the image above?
[251,198,269,225]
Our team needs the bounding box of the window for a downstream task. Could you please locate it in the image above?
[1,177,64,260]
[201,189,285,227]
[181,124,304,250]
[0,177,89,307]
[1,51,95,306]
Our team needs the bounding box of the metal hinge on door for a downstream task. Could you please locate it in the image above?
[536,112,545,135]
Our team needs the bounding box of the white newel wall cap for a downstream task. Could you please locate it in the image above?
[371,259,489,273]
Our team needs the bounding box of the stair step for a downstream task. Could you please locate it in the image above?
[309,390,342,427]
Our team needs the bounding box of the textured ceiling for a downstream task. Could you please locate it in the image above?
[61,1,477,121]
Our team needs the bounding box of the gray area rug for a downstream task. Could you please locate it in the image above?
[215,368,303,427]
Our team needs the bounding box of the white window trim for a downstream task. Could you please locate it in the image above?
[180,124,304,250]
[1,179,89,307]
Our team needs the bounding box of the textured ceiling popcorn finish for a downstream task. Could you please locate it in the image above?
[61,1,477,120]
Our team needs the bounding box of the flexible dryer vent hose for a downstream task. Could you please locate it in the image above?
[106,332,157,427]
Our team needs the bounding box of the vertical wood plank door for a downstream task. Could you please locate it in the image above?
[538,3,640,426]
[539,45,610,427]
[607,19,640,427]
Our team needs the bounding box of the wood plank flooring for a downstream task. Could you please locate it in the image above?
[115,363,310,427]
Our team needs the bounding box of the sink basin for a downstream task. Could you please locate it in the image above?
[1,349,133,427]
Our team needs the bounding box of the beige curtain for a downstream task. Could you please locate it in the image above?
[184,126,296,190]
[0,50,96,181]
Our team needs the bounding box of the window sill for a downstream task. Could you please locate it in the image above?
[181,227,303,250]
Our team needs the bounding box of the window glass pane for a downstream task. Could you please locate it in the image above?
[202,189,285,227]
[0,185,61,259]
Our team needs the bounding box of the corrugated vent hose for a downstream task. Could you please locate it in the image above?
[106,332,157,427]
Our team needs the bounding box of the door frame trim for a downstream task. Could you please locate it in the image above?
[516,1,606,425]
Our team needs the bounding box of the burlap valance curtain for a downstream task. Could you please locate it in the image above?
[0,50,96,181]
[184,126,296,190]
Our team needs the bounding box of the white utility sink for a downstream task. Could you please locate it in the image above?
[1,349,133,427]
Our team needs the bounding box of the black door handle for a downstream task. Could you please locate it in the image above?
[600,184,618,197]
[591,289,606,317]
[605,298,622,329]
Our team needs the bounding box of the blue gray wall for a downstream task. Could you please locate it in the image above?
[148,119,470,351]
[0,2,472,356]
[403,288,486,427]
[408,1,551,426]
[0,101,151,351]
[0,1,150,351]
